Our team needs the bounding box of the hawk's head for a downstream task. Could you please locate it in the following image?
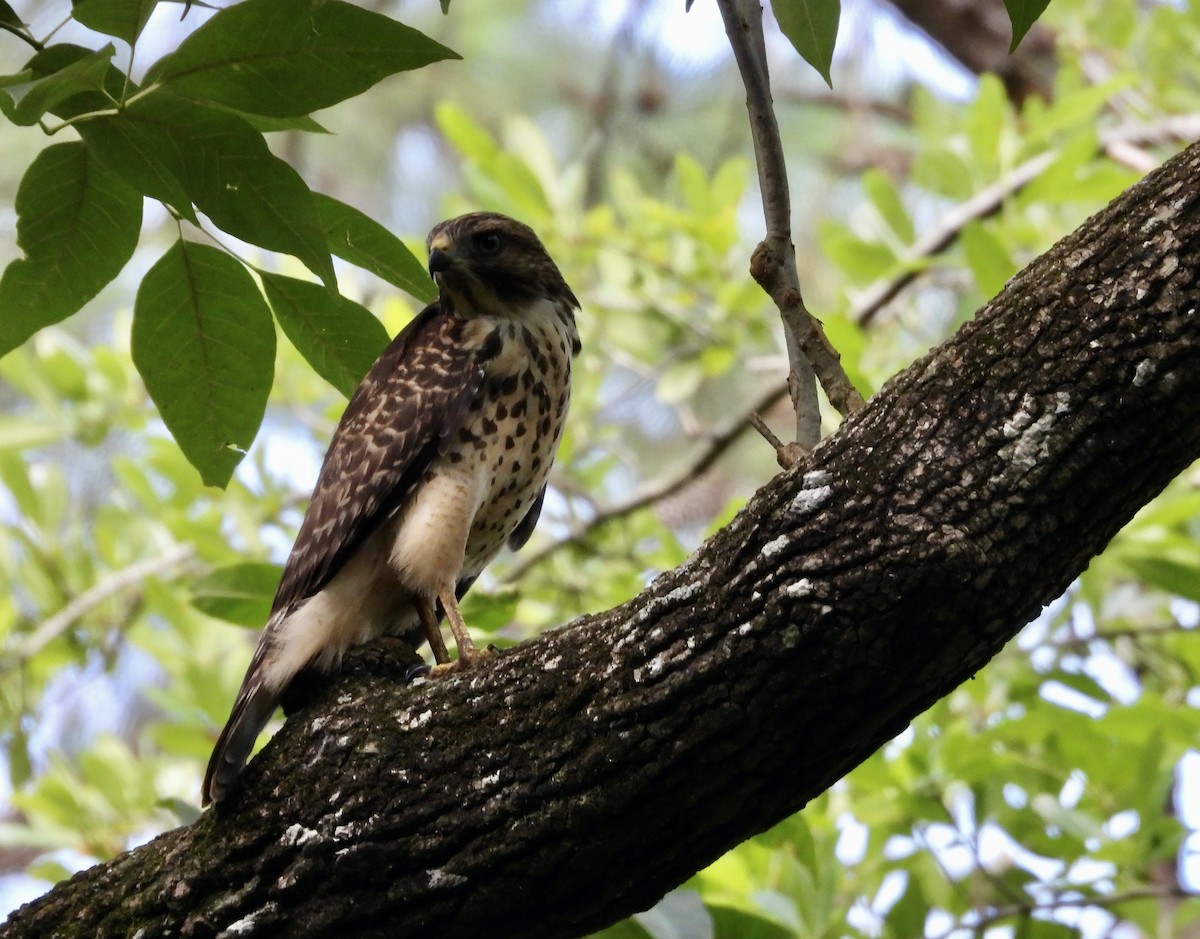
[426,212,579,318]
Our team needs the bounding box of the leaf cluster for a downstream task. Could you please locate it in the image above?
[0,0,448,486]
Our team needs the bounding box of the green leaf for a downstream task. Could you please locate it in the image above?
[707,906,794,939]
[1004,0,1052,52]
[15,43,130,120]
[133,241,276,487]
[0,45,115,126]
[191,561,282,627]
[261,272,390,398]
[1120,556,1200,602]
[0,142,141,357]
[72,0,158,45]
[772,0,840,87]
[145,0,459,118]
[79,93,335,285]
[217,108,329,134]
[960,221,1016,298]
[587,920,654,939]
[313,193,436,302]
[0,1,25,28]
[862,169,913,243]
[818,220,900,284]
[435,101,499,163]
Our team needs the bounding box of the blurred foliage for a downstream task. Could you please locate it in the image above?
[0,0,1199,936]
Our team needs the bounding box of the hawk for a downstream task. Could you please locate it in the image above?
[203,212,580,805]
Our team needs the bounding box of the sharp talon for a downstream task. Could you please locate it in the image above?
[423,646,496,680]
[486,643,499,653]
[405,663,431,682]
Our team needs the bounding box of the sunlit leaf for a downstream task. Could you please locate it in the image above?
[0,142,141,357]
[261,272,390,398]
[862,168,913,243]
[960,221,1016,298]
[145,0,459,117]
[133,240,275,487]
[1120,556,1200,602]
[191,561,282,628]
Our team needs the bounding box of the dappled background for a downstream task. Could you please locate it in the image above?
[1,0,1200,935]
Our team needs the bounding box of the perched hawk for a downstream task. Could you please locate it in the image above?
[203,213,580,805]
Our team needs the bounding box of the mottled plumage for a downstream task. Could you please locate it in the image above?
[203,213,580,805]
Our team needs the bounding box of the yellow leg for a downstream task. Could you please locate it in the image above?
[426,587,494,677]
[416,599,451,665]
[440,587,479,660]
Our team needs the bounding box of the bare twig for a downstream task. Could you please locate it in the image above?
[747,412,806,469]
[716,0,865,450]
[14,543,200,664]
[502,383,790,582]
[853,113,1200,326]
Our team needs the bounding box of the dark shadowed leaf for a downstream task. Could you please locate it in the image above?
[215,108,329,134]
[707,907,794,939]
[79,94,335,285]
[15,43,131,120]
[0,44,115,125]
[772,0,840,87]
[0,1,25,28]
[313,193,436,302]
[72,0,158,44]
[1004,0,1053,51]
[261,272,389,398]
[0,142,141,357]
[191,561,282,628]
[144,0,459,118]
[133,241,276,487]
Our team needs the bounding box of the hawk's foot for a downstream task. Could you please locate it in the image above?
[425,644,496,678]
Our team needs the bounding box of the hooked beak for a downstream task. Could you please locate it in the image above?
[428,233,455,277]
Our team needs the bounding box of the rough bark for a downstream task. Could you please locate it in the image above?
[5,142,1200,939]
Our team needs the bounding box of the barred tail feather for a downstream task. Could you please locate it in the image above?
[203,677,279,806]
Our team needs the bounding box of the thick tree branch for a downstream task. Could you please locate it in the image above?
[5,143,1200,939]
[717,0,864,448]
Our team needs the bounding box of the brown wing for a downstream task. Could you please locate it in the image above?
[270,302,487,619]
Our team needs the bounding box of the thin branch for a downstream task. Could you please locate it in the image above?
[931,886,1194,939]
[0,21,44,51]
[852,150,1056,325]
[13,544,200,664]
[1049,620,1197,651]
[854,113,1200,326]
[502,382,790,582]
[716,0,864,448]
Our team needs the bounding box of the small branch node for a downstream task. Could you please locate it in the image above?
[749,412,808,469]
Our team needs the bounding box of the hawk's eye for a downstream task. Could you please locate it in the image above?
[475,231,504,255]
